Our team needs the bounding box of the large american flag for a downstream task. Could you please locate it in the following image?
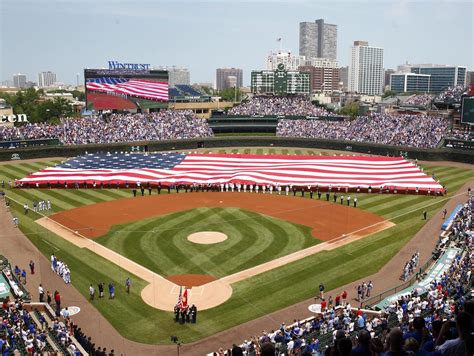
[17,153,443,192]
[86,77,168,102]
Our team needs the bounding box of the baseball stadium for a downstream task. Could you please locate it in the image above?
[1,63,474,355]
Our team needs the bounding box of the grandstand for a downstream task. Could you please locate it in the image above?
[0,254,97,354]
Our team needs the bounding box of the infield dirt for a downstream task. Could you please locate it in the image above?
[49,192,387,241]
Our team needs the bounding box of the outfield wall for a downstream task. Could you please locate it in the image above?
[0,136,473,163]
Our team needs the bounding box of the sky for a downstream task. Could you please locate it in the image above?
[1,0,473,86]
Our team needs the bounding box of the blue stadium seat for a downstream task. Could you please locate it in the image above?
[175,85,204,97]
[168,88,182,98]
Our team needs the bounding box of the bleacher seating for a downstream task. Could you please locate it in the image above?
[168,87,181,98]
[175,84,205,97]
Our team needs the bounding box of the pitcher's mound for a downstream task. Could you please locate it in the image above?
[187,231,228,244]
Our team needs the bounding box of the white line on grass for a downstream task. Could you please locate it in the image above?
[42,238,60,251]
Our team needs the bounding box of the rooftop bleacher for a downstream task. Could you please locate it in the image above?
[175,84,205,97]
[168,87,181,98]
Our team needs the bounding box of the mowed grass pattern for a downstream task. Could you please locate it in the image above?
[96,207,317,278]
[0,149,472,344]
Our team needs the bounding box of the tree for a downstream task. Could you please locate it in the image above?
[35,98,74,123]
[0,89,74,123]
[382,90,397,98]
[200,86,214,96]
[74,90,86,101]
[218,87,243,102]
[338,102,359,118]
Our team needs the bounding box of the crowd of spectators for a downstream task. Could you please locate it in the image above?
[62,110,213,145]
[0,110,213,145]
[404,94,433,107]
[0,122,63,142]
[1,298,51,354]
[434,86,469,104]
[49,314,82,354]
[1,285,110,355]
[227,96,330,117]
[213,303,392,356]
[214,196,473,355]
[446,128,474,141]
[277,113,450,148]
[383,197,473,356]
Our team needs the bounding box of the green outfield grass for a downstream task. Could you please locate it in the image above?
[0,148,472,344]
[96,207,318,278]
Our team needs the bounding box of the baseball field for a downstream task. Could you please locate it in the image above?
[2,147,473,344]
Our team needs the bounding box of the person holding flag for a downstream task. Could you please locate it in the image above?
[181,288,188,310]
[175,286,189,324]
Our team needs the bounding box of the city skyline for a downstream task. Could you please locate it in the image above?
[1,0,473,86]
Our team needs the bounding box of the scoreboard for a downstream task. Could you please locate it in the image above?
[84,68,169,111]
[251,64,311,96]
[461,96,474,125]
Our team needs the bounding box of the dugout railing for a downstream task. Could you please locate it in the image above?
[359,255,435,310]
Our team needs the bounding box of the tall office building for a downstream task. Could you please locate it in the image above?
[348,41,384,95]
[298,58,339,92]
[38,71,57,88]
[299,19,337,60]
[390,73,431,93]
[384,69,395,88]
[266,51,306,71]
[410,65,466,92]
[299,65,340,92]
[216,68,243,91]
[13,73,27,88]
[466,71,474,87]
[155,66,190,87]
[339,66,349,91]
